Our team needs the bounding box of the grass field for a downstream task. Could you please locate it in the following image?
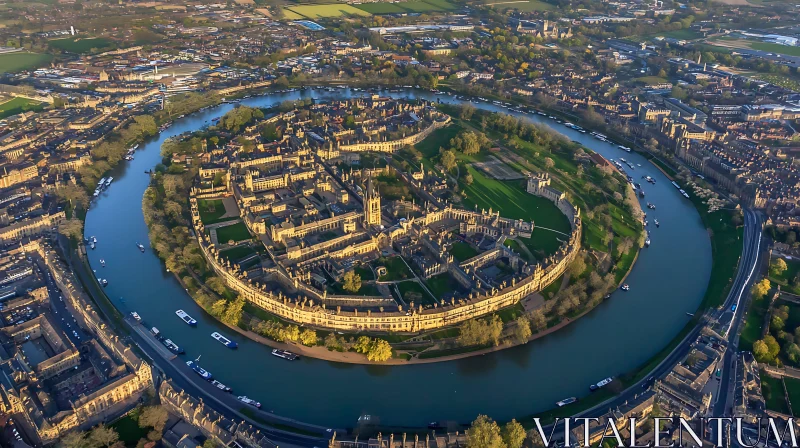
[219,245,257,263]
[216,222,252,244]
[483,0,554,11]
[398,280,437,305]
[784,377,800,416]
[378,256,413,281]
[761,373,790,414]
[769,256,800,295]
[197,199,230,225]
[635,76,670,86]
[110,408,148,446]
[0,97,45,119]
[0,52,53,74]
[754,73,800,94]
[450,241,478,262]
[426,273,464,299]
[355,2,408,13]
[281,8,305,19]
[750,41,800,57]
[739,291,768,352]
[49,37,113,53]
[285,4,370,18]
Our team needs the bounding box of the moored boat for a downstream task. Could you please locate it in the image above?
[163,339,184,354]
[212,380,232,392]
[131,312,142,322]
[556,397,577,407]
[136,242,145,252]
[590,377,613,391]
[271,349,299,360]
[211,332,238,349]
[237,396,261,409]
[621,284,630,291]
[176,310,197,326]
[186,360,212,380]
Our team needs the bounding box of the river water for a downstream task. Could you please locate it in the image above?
[83,88,711,428]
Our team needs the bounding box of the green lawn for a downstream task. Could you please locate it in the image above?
[398,280,436,305]
[636,76,670,86]
[750,42,800,57]
[450,241,479,262]
[769,256,800,295]
[426,273,464,299]
[415,124,463,159]
[285,3,370,18]
[355,266,375,281]
[197,199,230,225]
[377,256,413,281]
[739,293,768,352]
[49,37,113,53]
[354,2,408,13]
[110,409,148,446]
[0,52,53,74]
[484,0,554,11]
[215,222,252,244]
[0,97,45,119]
[761,373,790,414]
[219,245,257,262]
[783,377,800,416]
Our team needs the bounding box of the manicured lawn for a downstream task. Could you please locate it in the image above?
[216,222,252,243]
[450,241,478,262]
[398,281,436,305]
[0,52,53,74]
[281,8,305,19]
[636,76,670,86]
[750,42,800,57]
[219,245,257,262]
[414,124,463,159]
[426,273,464,299]
[197,199,230,225]
[504,238,534,262]
[285,4,370,18]
[377,256,413,281]
[110,409,148,446]
[354,2,408,13]
[49,37,113,53]
[0,97,45,119]
[783,376,800,416]
[355,266,375,281]
[740,292,768,352]
[769,256,800,295]
[761,373,790,414]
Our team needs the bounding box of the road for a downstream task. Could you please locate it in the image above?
[713,209,764,417]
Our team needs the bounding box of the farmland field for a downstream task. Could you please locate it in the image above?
[483,0,554,11]
[285,4,371,18]
[0,97,46,119]
[0,52,53,74]
[281,8,306,19]
[49,37,114,53]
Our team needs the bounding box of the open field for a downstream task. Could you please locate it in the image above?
[281,8,306,19]
[197,199,228,225]
[761,373,790,414]
[450,242,479,262]
[49,37,113,53]
[472,157,524,180]
[0,97,45,119]
[216,222,252,244]
[482,0,554,11]
[635,76,670,86]
[749,41,800,57]
[768,255,800,295]
[0,52,53,74]
[355,0,456,13]
[285,4,371,18]
[354,2,408,13]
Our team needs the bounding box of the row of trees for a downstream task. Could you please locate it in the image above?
[61,406,169,448]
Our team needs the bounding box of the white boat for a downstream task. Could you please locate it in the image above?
[237,396,261,409]
[211,332,238,349]
[272,349,299,360]
[176,310,197,326]
[644,237,651,247]
[654,219,660,227]
[105,177,113,187]
[163,339,184,354]
[100,259,105,267]
[136,242,145,253]
[556,397,577,407]
[621,284,630,291]
[212,380,232,392]
[131,312,142,322]
[590,377,613,391]
[150,327,160,337]
[187,360,212,380]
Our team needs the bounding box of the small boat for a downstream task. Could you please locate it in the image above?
[186,360,212,380]
[639,190,645,198]
[686,312,694,317]
[647,203,656,210]
[176,310,197,326]
[90,242,96,250]
[590,377,613,391]
[91,236,97,243]
[100,259,105,267]
[237,396,261,409]
[100,279,108,287]
[621,284,630,291]
[150,327,160,337]
[136,242,145,253]
[131,312,142,322]
[211,332,238,349]
[272,349,299,360]
[163,339,184,354]
[654,219,660,227]
[212,380,232,392]
[556,397,577,407]
[644,237,651,247]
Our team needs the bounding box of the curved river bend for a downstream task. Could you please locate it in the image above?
[84,88,711,428]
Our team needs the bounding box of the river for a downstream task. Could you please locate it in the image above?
[83,87,712,428]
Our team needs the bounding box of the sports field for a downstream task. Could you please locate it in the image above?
[354,0,456,13]
[0,52,53,74]
[285,4,371,18]
[49,37,113,53]
[0,97,45,119]
[483,0,554,11]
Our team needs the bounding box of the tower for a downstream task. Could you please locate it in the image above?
[364,176,381,226]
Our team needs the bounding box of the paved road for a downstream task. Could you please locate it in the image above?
[713,209,764,417]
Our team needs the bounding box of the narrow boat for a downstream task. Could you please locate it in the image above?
[163,339,184,354]
[186,360,212,380]
[556,397,577,407]
[272,349,299,360]
[211,332,238,349]
[237,396,261,409]
[176,310,197,326]
[212,380,232,392]
[590,377,613,391]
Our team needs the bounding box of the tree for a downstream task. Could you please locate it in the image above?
[62,432,89,448]
[753,339,770,362]
[366,338,393,362]
[529,309,547,332]
[222,296,245,326]
[771,258,788,277]
[139,405,169,432]
[464,172,474,185]
[299,328,318,346]
[568,255,586,278]
[786,343,800,364]
[343,270,362,293]
[753,278,771,300]
[440,149,457,172]
[772,315,786,333]
[502,419,526,448]
[467,415,506,448]
[514,316,531,343]
[89,425,119,448]
[210,299,228,317]
[59,219,85,241]
[544,157,555,171]
[203,441,218,448]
